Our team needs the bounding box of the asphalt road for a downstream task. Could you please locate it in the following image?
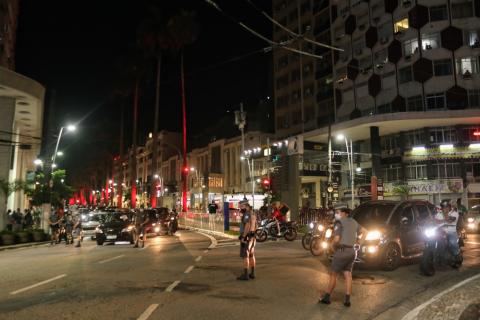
[0,231,479,320]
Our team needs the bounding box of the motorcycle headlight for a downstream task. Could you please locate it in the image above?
[261,220,266,226]
[154,226,160,233]
[468,217,474,223]
[309,222,314,229]
[325,229,333,239]
[424,228,436,238]
[365,230,382,241]
[317,224,325,232]
[170,217,174,221]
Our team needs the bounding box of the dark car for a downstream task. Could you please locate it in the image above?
[149,207,171,235]
[95,211,135,245]
[352,200,435,271]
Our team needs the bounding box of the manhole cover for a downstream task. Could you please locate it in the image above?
[459,303,480,320]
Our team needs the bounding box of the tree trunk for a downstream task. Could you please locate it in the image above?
[181,51,188,213]
[151,54,162,208]
[131,79,139,208]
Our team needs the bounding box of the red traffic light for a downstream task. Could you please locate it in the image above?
[262,179,270,185]
[474,132,480,136]
[183,167,190,173]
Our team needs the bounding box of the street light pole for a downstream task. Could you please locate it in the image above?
[235,103,247,197]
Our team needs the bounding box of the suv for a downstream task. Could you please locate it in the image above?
[353,200,435,271]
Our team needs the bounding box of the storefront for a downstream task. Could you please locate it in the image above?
[383,179,464,204]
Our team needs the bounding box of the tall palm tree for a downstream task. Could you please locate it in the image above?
[167,11,199,212]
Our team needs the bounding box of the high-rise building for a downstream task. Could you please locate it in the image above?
[0,0,19,70]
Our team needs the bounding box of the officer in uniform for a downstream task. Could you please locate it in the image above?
[72,212,82,248]
[237,199,257,281]
[320,204,364,307]
[133,209,150,248]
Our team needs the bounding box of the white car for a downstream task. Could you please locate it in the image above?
[82,212,107,239]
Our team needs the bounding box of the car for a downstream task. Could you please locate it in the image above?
[95,211,135,245]
[143,208,171,235]
[466,205,480,233]
[81,211,107,239]
[352,200,435,271]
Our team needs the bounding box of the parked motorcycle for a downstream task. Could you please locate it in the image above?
[255,219,297,242]
[420,222,463,276]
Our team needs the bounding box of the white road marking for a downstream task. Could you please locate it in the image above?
[195,256,202,262]
[137,304,159,320]
[10,274,67,295]
[165,280,181,292]
[184,265,194,274]
[402,273,480,320]
[465,241,480,245]
[98,254,125,264]
[196,232,217,249]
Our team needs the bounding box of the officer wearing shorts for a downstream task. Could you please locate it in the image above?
[72,213,82,247]
[320,204,364,307]
[237,200,257,281]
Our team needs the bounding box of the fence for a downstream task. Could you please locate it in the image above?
[178,212,225,233]
[298,208,329,226]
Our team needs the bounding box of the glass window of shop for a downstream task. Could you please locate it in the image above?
[432,161,461,178]
[406,162,428,180]
[430,127,457,144]
[382,164,402,182]
[405,130,426,147]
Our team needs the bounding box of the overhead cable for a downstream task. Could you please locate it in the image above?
[204,0,325,59]
[243,0,343,52]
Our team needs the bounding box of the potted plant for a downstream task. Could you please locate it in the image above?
[0,230,15,245]
[16,230,31,243]
[32,228,46,242]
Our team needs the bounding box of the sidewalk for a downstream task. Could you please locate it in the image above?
[0,241,50,251]
[408,274,480,320]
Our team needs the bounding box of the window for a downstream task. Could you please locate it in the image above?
[277,56,289,69]
[405,130,425,147]
[468,89,480,108]
[292,89,301,102]
[399,66,413,83]
[301,1,311,14]
[276,94,290,109]
[400,207,415,225]
[407,95,423,111]
[377,22,391,41]
[429,127,457,144]
[302,22,311,33]
[452,1,473,19]
[464,30,480,47]
[381,136,399,151]
[382,71,396,89]
[429,5,448,21]
[374,49,388,65]
[421,33,440,50]
[394,18,409,33]
[382,164,402,182]
[433,59,452,76]
[377,103,392,114]
[406,163,428,180]
[403,38,419,56]
[353,37,365,55]
[433,161,461,178]
[304,85,314,98]
[276,74,289,89]
[291,110,302,125]
[303,63,313,76]
[291,69,300,82]
[426,93,446,110]
[289,10,298,22]
[463,127,480,142]
[456,57,479,75]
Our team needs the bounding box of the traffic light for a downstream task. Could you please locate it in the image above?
[262,178,271,189]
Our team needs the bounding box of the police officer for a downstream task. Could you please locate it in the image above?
[133,209,150,248]
[320,204,364,307]
[237,199,257,281]
[72,212,82,248]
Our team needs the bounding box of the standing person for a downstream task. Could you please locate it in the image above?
[320,204,364,307]
[5,209,12,231]
[24,209,33,229]
[237,200,257,281]
[48,210,60,245]
[72,212,82,248]
[271,202,284,236]
[208,200,218,230]
[133,209,149,248]
[12,208,23,231]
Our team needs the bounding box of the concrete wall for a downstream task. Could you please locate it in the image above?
[0,97,15,229]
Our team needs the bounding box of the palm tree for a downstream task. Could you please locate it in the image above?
[167,11,199,212]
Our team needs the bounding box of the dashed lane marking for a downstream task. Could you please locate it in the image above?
[10,274,67,295]
[137,304,159,320]
[98,254,125,264]
[184,265,194,274]
[165,280,181,292]
[195,256,202,262]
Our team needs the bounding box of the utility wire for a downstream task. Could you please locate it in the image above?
[243,0,343,52]
[0,130,42,140]
[204,0,325,59]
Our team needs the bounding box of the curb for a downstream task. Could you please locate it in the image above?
[0,241,51,251]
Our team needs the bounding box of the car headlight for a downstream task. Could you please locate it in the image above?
[154,226,160,233]
[309,222,314,229]
[424,228,436,238]
[95,227,103,233]
[325,228,333,239]
[152,223,156,226]
[365,230,382,241]
[122,225,134,232]
[317,224,325,232]
[468,217,474,223]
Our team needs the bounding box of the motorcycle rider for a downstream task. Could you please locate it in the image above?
[133,208,150,248]
[435,199,461,259]
[237,200,257,281]
[320,204,365,307]
[271,202,284,236]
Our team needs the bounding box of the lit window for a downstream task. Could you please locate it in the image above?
[394,18,409,33]
[421,33,440,50]
[403,38,419,56]
[464,30,480,47]
[456,57,479,75]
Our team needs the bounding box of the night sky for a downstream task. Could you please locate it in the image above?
[15,0,272,185]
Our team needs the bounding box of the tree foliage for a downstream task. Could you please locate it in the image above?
[28,169,74,207]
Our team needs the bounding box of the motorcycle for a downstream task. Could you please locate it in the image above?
[420,222,463,276]
[302,221,325,251]
[167,214,178,235]
[310,225,334,256]
[255,219,297,242]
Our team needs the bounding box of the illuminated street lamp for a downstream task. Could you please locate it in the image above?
[57,151,64,157]
[52,124,77,173]
[34,159,43,166]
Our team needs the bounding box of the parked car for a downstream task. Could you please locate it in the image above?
[352,200,435,271]
[466,205,480,233]
[95,211,135,245]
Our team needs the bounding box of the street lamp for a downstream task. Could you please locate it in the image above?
[57,151,64,157]
[336,134,354,209]
[52,124,77,173]
[34,159,43,166]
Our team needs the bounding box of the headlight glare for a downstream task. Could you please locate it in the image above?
[309,222,314,229]
[317,224,325,232]
[468,217,474,223]
[325,229,333,239]
[425,228,436,238]
[365,230,382,241]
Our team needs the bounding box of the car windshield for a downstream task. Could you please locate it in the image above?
[353,203,396,227]
[104,212,129,223]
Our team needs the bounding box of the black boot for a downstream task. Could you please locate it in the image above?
[319,293,331,305]
[344,295,351,307]
[237,269,249,281]
[249,267,255,279]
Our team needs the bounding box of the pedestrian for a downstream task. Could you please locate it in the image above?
[133,208,149,248]
[49,210,60,245]
[5,209,12,231]
[320,204,365,307]
[12,208,23,231]
[237,199,257,281]
[72,212,82,248]
[24,209,33,229]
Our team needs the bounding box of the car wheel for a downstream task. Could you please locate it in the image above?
[382,243,400,271]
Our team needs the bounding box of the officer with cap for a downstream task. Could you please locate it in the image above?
[320,203,365,307]
[237,199,257,280]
